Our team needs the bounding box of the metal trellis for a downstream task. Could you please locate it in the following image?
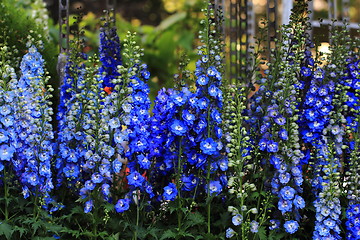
[228,0,255,84]
[57,0,69,85]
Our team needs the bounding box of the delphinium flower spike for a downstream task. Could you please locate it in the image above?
[112,31,154,213]
[0,43,17,176]
[56,37,89,189]
[187,2,228,233]
[248,1,309,236]
[340,40,360,239]
[98,10,122,90]
[146,3,227,235]
[14,43,55,209]
[225,86,271,239]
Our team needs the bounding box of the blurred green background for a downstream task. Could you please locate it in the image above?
[48,0,205,98]
[1,0,360,98]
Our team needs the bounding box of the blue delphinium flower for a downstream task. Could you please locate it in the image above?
[0,44,18,180]
[247,18,310,235]
[207,180,222,196]
[15,45,55,208]
[301,56,347,240]
[232,214,243,226]
[163,183,178,201]
[115,198,130,213]
[170,119,188,136]
[98,19,122,89]
[269,219,281,230]
[200,138,218,155]
[56,49,88,188]
[120,62,153,202]
[342,59,360,240]
[226,228,236,238]
[250,220,259,233]
[148,4,227,208]
[284,220,299,234]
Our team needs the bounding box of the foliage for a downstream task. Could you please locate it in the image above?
[0,0,58,88]
[64,2,202,99]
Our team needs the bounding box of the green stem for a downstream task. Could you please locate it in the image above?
[3,171,9,221]
[134,201,139,240]
[206,160,211,234]
[177,137,183,234]
[92,199,98,240]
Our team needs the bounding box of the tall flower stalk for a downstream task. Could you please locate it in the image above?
[248,1,310,236]
[15,43,55,211]
[0,42,18,221]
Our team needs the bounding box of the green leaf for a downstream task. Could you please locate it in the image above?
[257,226,267,240]
[160,229,177,240]
[0,222,13,240]
[13,225,27,239]
[184,212,206,229]
[31,221,42,235]
[33,237,58,240]
[202,233,220,240]
[156,12,187,32]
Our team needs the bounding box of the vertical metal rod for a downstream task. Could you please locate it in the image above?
[267,0,277,61]
[58,0,70,86]
[229,0,238,83]
[328,0,334,43]
[308,0,314,40]
[247,0,255,84]
[239,0,248,83]
[59,0,69,53]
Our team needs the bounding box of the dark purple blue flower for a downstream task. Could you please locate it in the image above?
[163,183,177,201]
[170,120,188,136]
[267,140,279,153]
[301,67,312,77]
[115,198,130,213]
[280,186,296,200]
[197,74,209,86]
[207,180,222,196]
[181,174,198,191]
[127,171,145,188]
[200,138,218,155]
[284,220,299,234]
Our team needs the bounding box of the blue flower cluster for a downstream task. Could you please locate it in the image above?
[74,56,121,213]
[147,6,227,203]
[149,82,226,201]
[248,25,307,234]
[14,45,55,208]
[298,70,334,144]
[98,21,122,89]
[0,44,17,176]
[342,59,360,239]
[298,59,344,240]
[115,63,154,211]
[148,88,181,199]
[346,204,360,240]
[56,51,88,188]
